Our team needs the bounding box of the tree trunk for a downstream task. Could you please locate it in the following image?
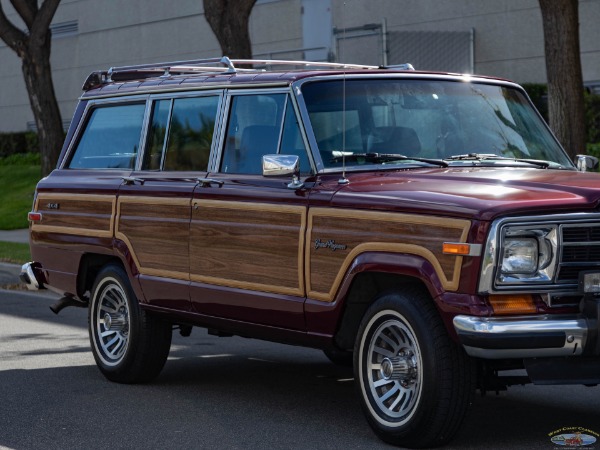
[22,37,63,175]
[203,0,256,59]
[539,0,586,160]
[0,0,63,176]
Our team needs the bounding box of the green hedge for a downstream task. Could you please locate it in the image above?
[0,132,39,158]
[585,91,600,144]
[521,83,600,147]
[0,152,40,166]
[587,143,600,160]
[521,83,549,121]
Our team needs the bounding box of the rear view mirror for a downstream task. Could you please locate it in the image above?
[576,154,599,172]
[262,154,299,176]
[262,154,304,190]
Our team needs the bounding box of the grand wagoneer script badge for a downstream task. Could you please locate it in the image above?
[314,239,347,251]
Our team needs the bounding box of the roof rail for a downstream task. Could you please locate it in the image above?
[82,56,413,90]
[385,63,415,71]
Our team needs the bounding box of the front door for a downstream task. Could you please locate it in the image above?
[189,91,314,329]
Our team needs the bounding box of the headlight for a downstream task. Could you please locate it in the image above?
[501,238,538,274]
[496,225,557,285]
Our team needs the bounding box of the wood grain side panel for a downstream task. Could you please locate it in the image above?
[32,193,115,237]
[306,208,470,301]
[190,200,306,296]
[116,197,191,280]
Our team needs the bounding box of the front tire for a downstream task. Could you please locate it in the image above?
[89,264,172,383]
[354,288,474,448]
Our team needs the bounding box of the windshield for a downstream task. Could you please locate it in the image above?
[301,79,573,170]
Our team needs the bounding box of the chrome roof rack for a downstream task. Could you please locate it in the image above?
[385,63,415,71]
[82,56,413,90]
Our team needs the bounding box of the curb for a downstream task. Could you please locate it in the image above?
[0,261,22,286]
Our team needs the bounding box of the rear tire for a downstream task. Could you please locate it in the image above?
[354,288,474,448]
[88,264,172,383]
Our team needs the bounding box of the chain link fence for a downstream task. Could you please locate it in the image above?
[334,24,474,74]
[388,30,473,73]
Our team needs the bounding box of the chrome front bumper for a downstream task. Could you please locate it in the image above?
[453,314,588,359]
[19,262,45,290]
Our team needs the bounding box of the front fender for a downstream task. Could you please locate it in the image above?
[305,252,446,337]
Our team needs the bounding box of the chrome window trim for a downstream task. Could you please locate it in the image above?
[80,81,290,101]
[292,79,324,173]
[479,212,600,294]
[208,92,230,172]
[135,97,154,171]
[288,87,317,174]
[158,99,175,171]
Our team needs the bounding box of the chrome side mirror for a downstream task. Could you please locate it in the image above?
[576,154,599,172]
[262,154,304,189]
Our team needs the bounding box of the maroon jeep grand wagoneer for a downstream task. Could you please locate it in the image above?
[22,57,600,447]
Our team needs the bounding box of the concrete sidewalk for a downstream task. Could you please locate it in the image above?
[0,229,29,244]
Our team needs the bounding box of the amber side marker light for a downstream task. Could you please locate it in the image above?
[28,212,42,222]
[442,242,481,256]
[488,295,537,315]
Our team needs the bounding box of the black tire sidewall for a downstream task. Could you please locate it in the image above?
[88,264,141,377]
[354,290,451,443]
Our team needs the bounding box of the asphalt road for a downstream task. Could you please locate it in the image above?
[1,288,599,450]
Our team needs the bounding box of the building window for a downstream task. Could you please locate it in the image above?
[50,20,78,39]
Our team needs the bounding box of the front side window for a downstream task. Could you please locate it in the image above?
[68,103,145,169]
[220,94,311,174]
[142,95,220,171]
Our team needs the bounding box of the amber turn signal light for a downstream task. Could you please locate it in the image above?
[442,242,481,256]
[488,294,537,315]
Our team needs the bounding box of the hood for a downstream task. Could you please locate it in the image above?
[327,167,600,221]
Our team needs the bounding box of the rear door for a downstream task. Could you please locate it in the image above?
[31,99,146,295]
[116,92,223,310]
[189,89,314,329]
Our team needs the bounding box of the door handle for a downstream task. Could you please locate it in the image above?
[197,178,224,188]
[122,177,145,185]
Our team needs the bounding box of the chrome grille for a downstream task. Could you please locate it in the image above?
[557,224,600,283]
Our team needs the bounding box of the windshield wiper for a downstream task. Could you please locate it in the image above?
[444,153,551,168]
[329,152,448,167]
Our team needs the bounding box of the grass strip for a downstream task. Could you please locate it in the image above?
[0,163,40,230]
[0,241,31,264]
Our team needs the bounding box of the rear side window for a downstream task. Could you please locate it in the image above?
[68,103,145,169]
[142,95,220,171]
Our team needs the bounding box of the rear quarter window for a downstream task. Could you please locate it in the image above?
[67,103,146,169]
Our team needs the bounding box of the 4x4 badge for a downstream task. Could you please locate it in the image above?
[314,239,347,251]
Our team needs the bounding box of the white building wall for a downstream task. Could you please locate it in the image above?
[0,0,598,132]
